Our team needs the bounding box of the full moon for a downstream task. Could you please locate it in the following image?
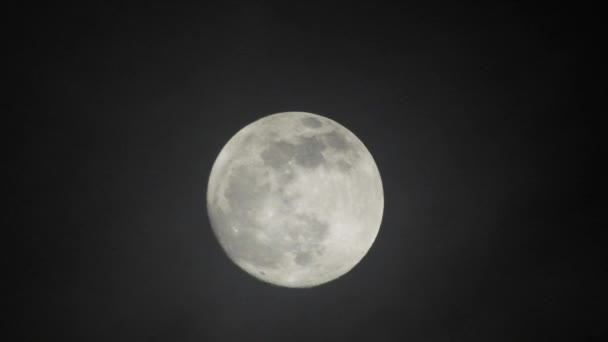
[207,112,383,287]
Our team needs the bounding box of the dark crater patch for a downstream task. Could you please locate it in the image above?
[242,133,255,145]
[295,252,313,266]
[301,117,322,128]
[262,136,328,169]
[324,130,350,152]
[300,214,330,241]
[277,168,296,186]
[287,214,330,260]
[260,141,296,168]
[293,136,326,168]
[336,160,353,172]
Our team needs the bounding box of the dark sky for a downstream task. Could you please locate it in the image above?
[13,2,602,341]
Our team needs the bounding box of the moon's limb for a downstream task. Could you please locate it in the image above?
[207,112,383,287]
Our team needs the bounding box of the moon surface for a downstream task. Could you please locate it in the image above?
[207,112,383,287]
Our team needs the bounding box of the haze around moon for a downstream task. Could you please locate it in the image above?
[207,112,383,287]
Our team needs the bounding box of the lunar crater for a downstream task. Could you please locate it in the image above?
[301,117,323,128]
[260,135,328,170]
[324,130,350,152]
[260,141,296,169]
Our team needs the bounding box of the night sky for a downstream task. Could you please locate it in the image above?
[13,2,603,341]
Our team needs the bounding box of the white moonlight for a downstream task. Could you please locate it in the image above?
[206,112,383,287]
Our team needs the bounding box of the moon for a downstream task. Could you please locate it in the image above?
[206,112,383,287]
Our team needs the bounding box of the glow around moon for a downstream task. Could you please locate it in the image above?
[207,112,383,287]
